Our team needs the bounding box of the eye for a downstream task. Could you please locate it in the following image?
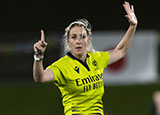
[71,35,77,39]
[80,34,86,39]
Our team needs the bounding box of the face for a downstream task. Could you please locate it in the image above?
[68,26,90,58]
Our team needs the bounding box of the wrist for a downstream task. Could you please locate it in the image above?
[129,24,137,30]
[130,23,137,27]
[34,54,44,62]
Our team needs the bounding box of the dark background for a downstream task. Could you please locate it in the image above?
[0,0,159,33]
[0,0,160,115]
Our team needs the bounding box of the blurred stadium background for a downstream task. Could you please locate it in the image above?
[0,0,160,115]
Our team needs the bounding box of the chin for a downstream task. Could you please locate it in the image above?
[76,52,83,56]
[75,51,83,56]
[72,49,86,57]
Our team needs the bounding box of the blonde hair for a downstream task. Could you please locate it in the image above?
[63,19,95,53]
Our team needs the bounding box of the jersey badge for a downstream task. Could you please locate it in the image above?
[74,66,80,73]
[92,60,98,66]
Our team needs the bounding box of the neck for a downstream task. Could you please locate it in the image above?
[71,53,87,62]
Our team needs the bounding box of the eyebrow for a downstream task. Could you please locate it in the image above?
[70,34,76,36]
[70,33,86,36]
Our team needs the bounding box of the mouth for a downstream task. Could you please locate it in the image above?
[75,46,82,50]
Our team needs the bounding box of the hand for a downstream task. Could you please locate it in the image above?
[33,30,48,55]
[123,1,138,26]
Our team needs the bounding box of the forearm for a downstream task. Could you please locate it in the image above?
[115,25,137,54]
[33,60,44,83]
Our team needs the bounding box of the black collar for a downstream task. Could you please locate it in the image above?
[67,52,89,59]
[67,52,90,71]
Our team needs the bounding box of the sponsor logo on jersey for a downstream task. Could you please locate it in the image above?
[75,73,103,92]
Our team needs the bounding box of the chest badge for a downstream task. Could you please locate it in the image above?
[92,60,98,66]
[74,66,80,73]
[92,60,99,70]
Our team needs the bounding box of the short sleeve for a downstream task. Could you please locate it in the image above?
[46,64,66,87]
[95,51,110,69]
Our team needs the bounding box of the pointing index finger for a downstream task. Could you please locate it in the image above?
[41,30,45,41]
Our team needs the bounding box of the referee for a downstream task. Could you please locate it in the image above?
[33,1,138,115]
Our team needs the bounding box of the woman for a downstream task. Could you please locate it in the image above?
[33,1,138,115]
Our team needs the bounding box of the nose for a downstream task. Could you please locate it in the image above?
[76,36,82,43]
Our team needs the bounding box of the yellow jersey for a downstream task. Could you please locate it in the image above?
[47,51,110,115]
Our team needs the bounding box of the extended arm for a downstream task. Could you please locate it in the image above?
[33,30,54,83]
[108,1,138,65]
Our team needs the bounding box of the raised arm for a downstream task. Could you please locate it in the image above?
[33,30,54,83]
[108,1,138,65]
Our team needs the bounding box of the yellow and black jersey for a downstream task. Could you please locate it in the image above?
[47,51,110,115]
